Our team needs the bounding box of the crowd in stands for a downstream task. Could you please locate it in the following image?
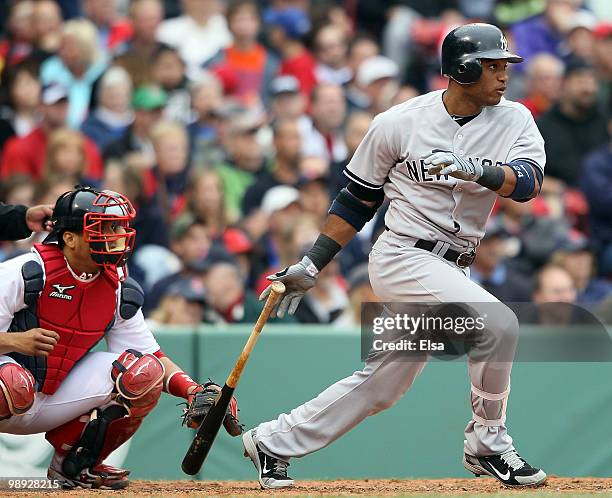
[0,0,610,327]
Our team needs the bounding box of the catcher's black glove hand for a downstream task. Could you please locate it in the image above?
[181,381,243,437]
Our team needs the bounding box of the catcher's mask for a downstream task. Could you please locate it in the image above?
[44,186,136,270]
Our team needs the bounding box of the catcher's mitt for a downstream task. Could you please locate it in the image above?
[181,381,243,437]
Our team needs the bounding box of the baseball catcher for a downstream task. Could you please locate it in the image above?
[0,187,240,489]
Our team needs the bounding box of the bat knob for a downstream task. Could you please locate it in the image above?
[270,281,286,295]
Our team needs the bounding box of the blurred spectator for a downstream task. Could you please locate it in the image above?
[103,161,169,250]
[533,264,577,304]
[222,226,254,283]
[1,82,103,181]
[113,0,165,86]
[551,232,612,306]
[334,264,377,326]
[145,214,213,312]
[103,84,166,167]
[520,53,564,118]
[203,261,260,323]
[536,58,609,186]
[495,196,570,275]
[81,65,134,150]
[330,111,373,195]
[186,167,228,238]
[300,83,347,163]
[82,0,131,51]
[265,7,316,98]
[511,0,585,67]
[347,36,379,79]
[309,2,353,39]
[187,72,226,167]
[44,127,96,186]
[580,117,612,274]
[268,75,306,121]
[157,0,232,72]
[0,175,35,207]
[0,60,41,151]
[313,23,351,86]
[593,22,612,107]
[215,111,266,221]
[206,0,279,107]
[33,0,63,58]
[0,1,35,68]
[531,264,578,325]
[298,175,331,223]
[152,45,191,122]
[32,174,75,207]
[391,85,420,106]
[148,276,206,326]
[146,120,191,220]
[345,37,379,110]
[299,155,328,179]
[296,258,347,323]
[253,207,316,296]
[470,223,532,302]
[251,185,303,289]
[564,11,598,62]
[40,19,109,128]
[354,55,400,114]
[242,118,302,215]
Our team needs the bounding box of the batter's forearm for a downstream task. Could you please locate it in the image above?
[477,162,541,200]
[305,213,361,271]
[321,214,358,247]
[495,166,517,197]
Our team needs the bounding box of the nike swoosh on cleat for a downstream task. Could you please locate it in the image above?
[491,466,510,481]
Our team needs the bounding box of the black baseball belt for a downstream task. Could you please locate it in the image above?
[413,239,476,268]
[385,228,476,268]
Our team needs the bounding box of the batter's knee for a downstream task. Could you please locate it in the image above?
[0,363,35,419]
[111,350,165,417]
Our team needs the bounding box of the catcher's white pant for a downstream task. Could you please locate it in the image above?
[0,352,117,434]
[256,229,517,460]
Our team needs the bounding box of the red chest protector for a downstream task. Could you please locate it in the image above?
[33,244,119,394]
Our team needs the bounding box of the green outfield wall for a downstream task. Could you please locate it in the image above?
[124,325,612,480]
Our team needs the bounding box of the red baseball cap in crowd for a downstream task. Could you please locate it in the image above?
[594,22,612,39]
[223,228,253,255]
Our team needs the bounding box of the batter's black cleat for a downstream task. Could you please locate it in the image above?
[242,429,294,489]
[463,450,547,487]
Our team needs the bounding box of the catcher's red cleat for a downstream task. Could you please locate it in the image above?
[48,456,130,490]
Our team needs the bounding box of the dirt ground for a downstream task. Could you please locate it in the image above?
[5,477,612,497]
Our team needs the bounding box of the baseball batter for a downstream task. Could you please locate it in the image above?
[243,23,547,489]
[0,187,241,489]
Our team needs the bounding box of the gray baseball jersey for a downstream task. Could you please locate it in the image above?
[343,89,546,247]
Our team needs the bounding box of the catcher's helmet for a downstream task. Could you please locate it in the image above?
[44,186,136,270]
[441,23,523,84]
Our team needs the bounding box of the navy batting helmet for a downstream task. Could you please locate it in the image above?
[441,23,523,84]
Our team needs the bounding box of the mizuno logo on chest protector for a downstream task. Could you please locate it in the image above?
[49,284,76,300]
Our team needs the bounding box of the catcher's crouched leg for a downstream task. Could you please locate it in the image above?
[0,363,35,420]
[46,350,164,489]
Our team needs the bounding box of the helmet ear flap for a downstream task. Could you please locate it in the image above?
[452,58,482,84]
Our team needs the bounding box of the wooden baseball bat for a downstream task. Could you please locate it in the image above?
[181,281,286,475]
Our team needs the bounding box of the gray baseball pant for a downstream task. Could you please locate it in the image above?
[255,230,518,460]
